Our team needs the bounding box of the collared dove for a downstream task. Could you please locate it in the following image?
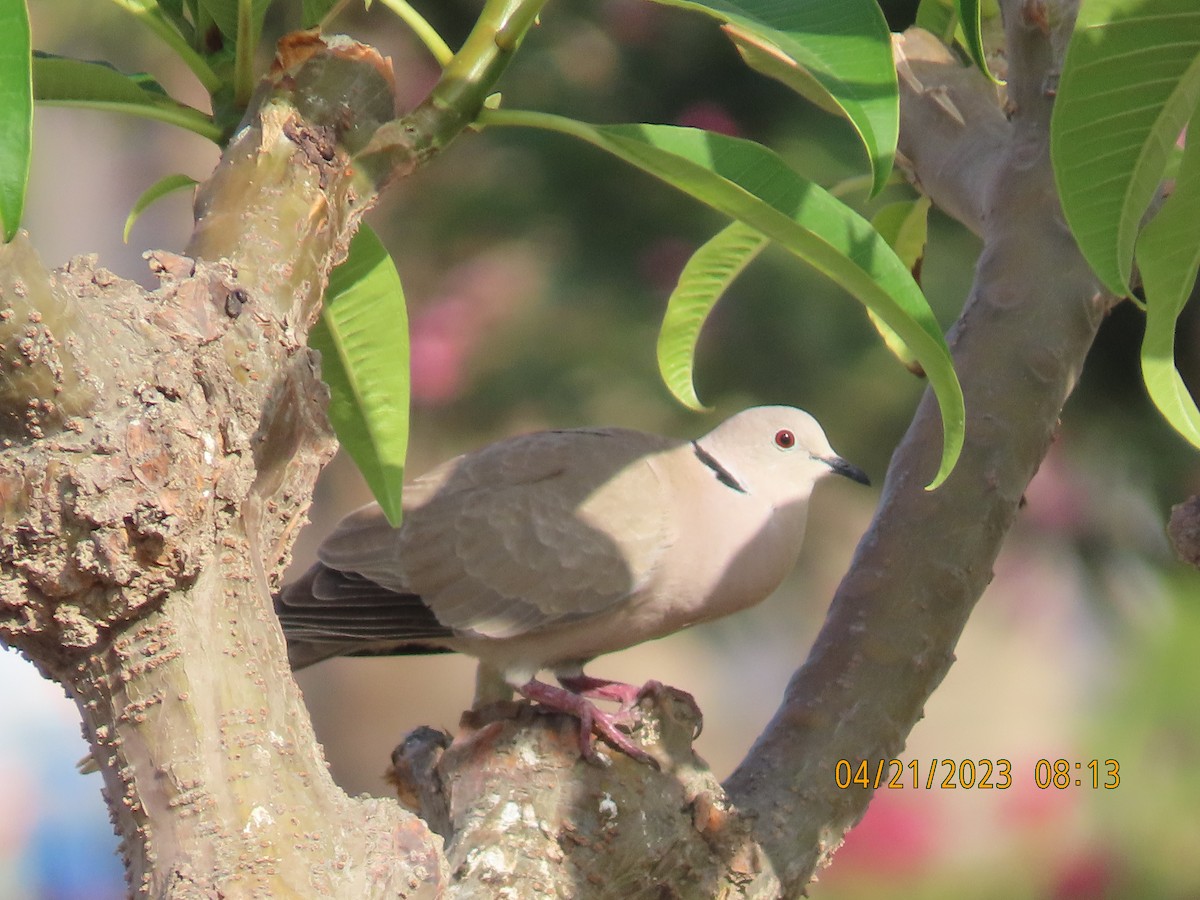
[276,406,868,764]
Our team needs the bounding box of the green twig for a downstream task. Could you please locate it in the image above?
[400,0,548,159]
[377,0,454,66]
[107,0,221,93]
[234,0,256,109]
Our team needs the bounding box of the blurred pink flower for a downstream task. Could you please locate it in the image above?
[409,314,470,405]
[674,101,743,137]
[830,793,936,876]
[409,244,545,406]
[1052,847,1117,900]
[1000,770,1076,828]
[1023,444,1090,533]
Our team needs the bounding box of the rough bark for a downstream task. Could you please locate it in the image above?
[387,698,782,898]
[1,0,1121,897]
[1,37,446,898]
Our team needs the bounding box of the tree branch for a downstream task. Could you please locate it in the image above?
[357,0,550,185]
[0,36,450,897]
[724,1,1111,891]
[892,27,1011,237]
[1,4,575,889]
[391,693,785,897]
[0,236,102,438]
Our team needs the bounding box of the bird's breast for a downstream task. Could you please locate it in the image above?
[641,491,811,632]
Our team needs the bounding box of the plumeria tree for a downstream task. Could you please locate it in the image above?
[0,0,1197,895]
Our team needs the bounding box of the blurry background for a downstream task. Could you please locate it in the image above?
[5,1,1200,897]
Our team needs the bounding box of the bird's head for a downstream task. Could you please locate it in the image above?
[692,406,870,504]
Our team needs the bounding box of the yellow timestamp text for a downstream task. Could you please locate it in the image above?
[835,758,1013,790]
[834,758,1122,790]
[1033,758,1120,789]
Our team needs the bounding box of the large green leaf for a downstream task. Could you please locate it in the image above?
[647,0,897,196]
[482,110,964,487]
[658,220,768,411]
[0,0,32,241]
[1138,116,1200,449]
[33,56,220,140]
[868,197,932,375]
[309,225,411,526]
[1051,0,1200,296]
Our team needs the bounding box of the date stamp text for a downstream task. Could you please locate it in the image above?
[834,758,1120,790]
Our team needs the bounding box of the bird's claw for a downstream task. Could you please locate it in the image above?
[575,705,660,769]
[519,677,660,767]
[557,674,704,741]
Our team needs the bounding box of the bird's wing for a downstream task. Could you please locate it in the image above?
[274,563,456,670]
[317,428,678,639]
[280,566,452,641]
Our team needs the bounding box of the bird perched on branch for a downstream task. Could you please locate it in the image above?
[276,406,869,765]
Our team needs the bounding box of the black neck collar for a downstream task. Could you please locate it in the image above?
[691,441,747,494]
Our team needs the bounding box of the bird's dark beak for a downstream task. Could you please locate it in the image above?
[822,455,870,486]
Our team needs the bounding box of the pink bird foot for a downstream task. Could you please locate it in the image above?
[558,675,704,738]
[517,678,658,767]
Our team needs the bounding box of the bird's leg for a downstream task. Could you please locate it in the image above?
[558,674,703,737]
[556,673,641,708]
[516,678,658,767]
[472,662,514,707]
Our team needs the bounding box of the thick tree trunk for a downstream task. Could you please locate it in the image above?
[0,1,1114,897]
[1,38,446,898]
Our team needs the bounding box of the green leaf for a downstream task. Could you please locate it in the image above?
[483,110,963,488]
[1162,138,1185,185]
[916,0,958,44]
[302,0,338,28]
[647,0,897,197]
[914,0,1001,82]
[123,173,198,242]
[658,220,768,410]
[155,0,195,41]
[309,225,410,526]
[194,0,271,105]
[0,0,32,241]
[1051,0,1200,296]
[956,0,1000,84]
[103,1,221,94]
[1138,116,1200,449]
[194,0,271,41]
[33,56,221,141]
[868,197,932,374]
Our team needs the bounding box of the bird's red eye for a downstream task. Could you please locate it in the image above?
[774,429,795,449]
